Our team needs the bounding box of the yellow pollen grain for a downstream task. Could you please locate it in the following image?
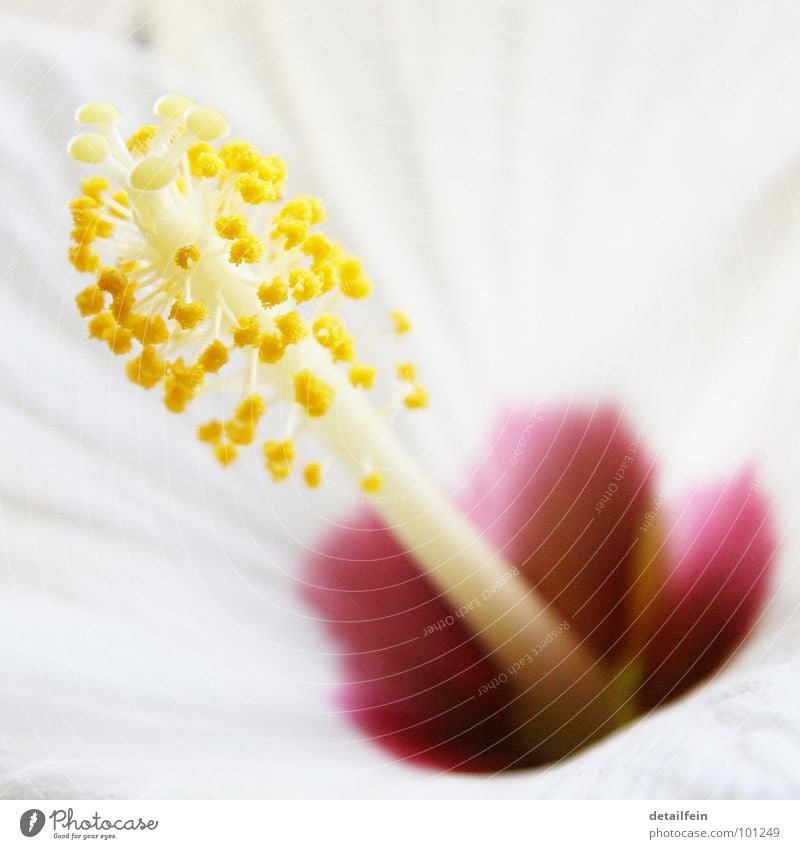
[88,312,115,341]
[360,471,383,493]
[75,284,105,317]
[313,314,355,363]
[390,310,412,334]
[68,244,100,273]
[163,385,194,414]
[349,363,377,389]
[235,394,266,424]
[266,461,291,482]
[237,173,278,205]
[88,312,133,355]
[313,261,337,295]
[397,362,416,381]
[175,245,200,269]
[280,195,325,225]
[198,340,229,373]
[302,233,332,265]
[258,334,285,364]
[214,441,238,466]
[289,269,321,304]
[214,214,248,240]
[274,310,307,345]
[198,420,223,443]
[97,267,127,297]
[264,439,295,463]
[126,124,158,156]
[256,154,285,185]
[169,297,208,330]
[220,140,261,173]
[338,257,371,299]
[229,233,263,265]
[258,278,289,308]
[294,370,334,418]
[272,218,308,250]
[303,462,322,489]
[162,357,205,413]
[225,419,256,446]
[271,195,325,248]
[232,315,262,348]
[263,439,295,482]
[187,143,223,178]
[404,384,428,409]
[80,176,109,203]
[125,346,167,389]
[130,313,169,345]
[224,395,267,446]
[109,281,138,324]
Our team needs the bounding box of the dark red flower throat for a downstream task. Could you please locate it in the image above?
[304,404,775,772]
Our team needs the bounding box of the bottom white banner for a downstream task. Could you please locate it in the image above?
[0,800,795,848]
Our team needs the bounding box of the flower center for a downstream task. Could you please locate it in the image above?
[68,96,425,485]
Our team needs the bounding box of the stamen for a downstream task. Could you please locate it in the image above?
[66,95,426,480]
[67,97,630,762]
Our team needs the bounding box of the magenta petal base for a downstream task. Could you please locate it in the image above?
[302,405,776,772]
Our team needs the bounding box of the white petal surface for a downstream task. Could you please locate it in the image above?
[0,15,417,800]
[2,0,800,797]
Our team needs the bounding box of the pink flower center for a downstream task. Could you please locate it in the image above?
[302,404,775,772]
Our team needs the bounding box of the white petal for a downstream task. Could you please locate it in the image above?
[0,19,416,799]
[144,0,800,796]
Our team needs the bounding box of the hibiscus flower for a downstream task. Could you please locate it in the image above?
[306,403,773,771]
[2,1,800,799]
